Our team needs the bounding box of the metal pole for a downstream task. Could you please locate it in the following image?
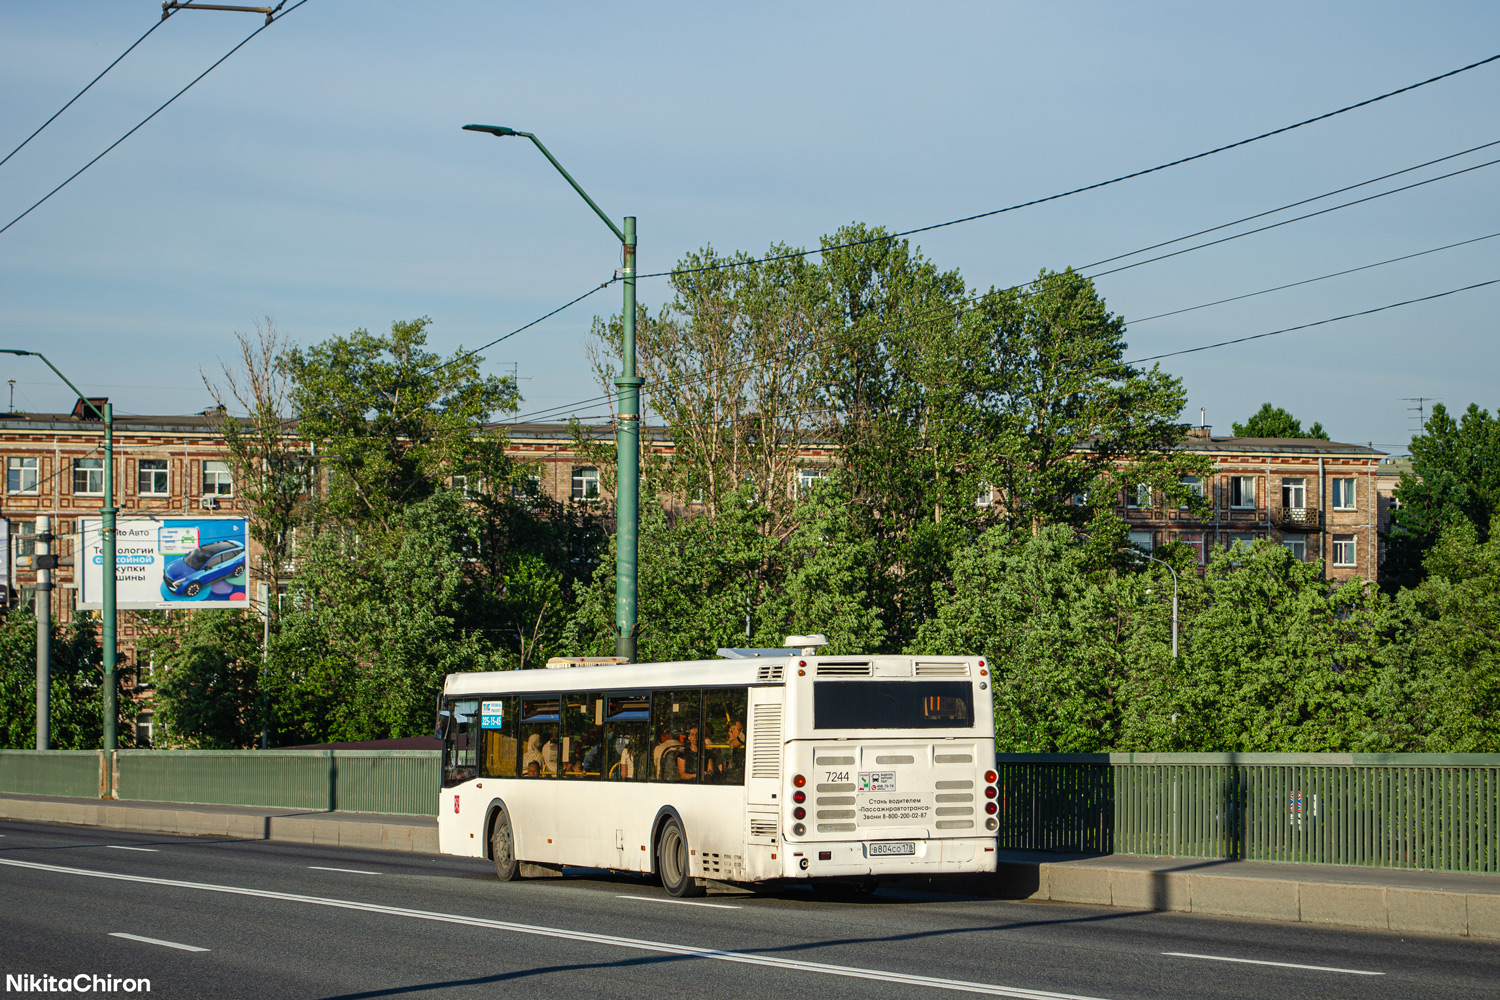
[1170,575,1179,660]
[102,402,117,754]
[259,580,270,749]
[35,515,51,750]
[614,217,641,662]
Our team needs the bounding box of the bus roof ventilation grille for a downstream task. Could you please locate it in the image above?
[816,662,872,677]
[914,662,970,677]
[756,663,785,682]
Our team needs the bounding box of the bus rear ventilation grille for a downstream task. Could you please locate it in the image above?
[914,662,970,677]
[816,663,872,677]
[756,663,785,681]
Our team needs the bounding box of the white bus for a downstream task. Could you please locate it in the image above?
[435,636,998,896]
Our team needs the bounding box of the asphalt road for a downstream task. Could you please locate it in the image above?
[1,819,1496,1000]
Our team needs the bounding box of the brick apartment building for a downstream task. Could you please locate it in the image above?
[1120,426,1385,583]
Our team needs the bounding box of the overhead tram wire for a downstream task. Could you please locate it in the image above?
[629,53,1500,282]
[0,0,310,240]
[503,145,1500,426]
[0,16,170,171]
[1129,232,1500,324]
[449,61,1500,409]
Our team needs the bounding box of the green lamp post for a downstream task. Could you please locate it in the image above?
[463,124,641,662]
[0,350,119,750]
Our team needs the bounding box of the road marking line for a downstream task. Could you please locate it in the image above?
[1,857,1109,999]
[616,894,740,909]
[104,845,158,852]
[1162,952,1383,976]
[110,932,209,953]
[309,866,382,875]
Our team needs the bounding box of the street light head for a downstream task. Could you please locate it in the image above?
[463,124,521,137]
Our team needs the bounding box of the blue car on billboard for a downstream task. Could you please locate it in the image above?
[162,539,246,598]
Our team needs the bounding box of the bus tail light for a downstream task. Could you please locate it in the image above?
[792,774,806,788]
[985,770,998,784]
[792,822,806,837]
[985,801,998,815]
[792,790,806,803]
[793,807,806,820]
[984,785,998,799]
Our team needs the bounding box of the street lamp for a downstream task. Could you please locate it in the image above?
[1125,548,1178,659]
[463,124,642,662]
[0,350,119,748]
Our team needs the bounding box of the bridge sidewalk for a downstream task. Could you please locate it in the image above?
[4,792,1497,939]
[0,792,437,854]
[980,848,1500,939]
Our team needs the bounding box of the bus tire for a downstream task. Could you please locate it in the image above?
[656,817,704,898]
[490,806,521,882]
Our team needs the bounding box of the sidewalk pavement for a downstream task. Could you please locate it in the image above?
[3,793,1497,939]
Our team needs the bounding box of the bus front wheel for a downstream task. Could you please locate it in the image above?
[490,807,521,881]
[657,817,705,898]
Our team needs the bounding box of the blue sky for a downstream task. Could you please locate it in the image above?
[1,2,1496,454]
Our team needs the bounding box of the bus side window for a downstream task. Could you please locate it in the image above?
[442,698,480,787]
[564,693,605,779]
[702,688,748,786]
[651,691,701,783]
[520,696,561,778]
[604,693,650,781]
[480,695,519,779]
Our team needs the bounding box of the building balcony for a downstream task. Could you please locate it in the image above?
[1277,506,1320,531]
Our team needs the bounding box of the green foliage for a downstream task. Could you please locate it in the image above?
[0,611,135,749]
[150,610,263,748]
[1386,402,1500,588]
[1231,402,1330,440]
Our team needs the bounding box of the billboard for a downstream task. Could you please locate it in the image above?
[78,517,249,610]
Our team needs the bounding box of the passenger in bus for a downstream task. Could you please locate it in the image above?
[713,719,745,783]
[653,730,684,780]
[541,729,559,776]
[676,727,701,781]
[580,725,605,775]
[525,760,541,778]
[522,733,543,773]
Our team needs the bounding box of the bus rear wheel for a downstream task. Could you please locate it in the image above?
[657,817,704,898]
[490,806,521,881]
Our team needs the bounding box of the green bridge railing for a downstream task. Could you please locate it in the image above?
[997,753,1500,874]
[0,749,440,817]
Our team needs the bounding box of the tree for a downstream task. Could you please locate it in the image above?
[281,317,517,530]
[1231,402,1329,440]
[1385,402,1500,589]
[0,611,136,749]
[150,610,263,748]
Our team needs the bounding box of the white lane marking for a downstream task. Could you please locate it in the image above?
[616,893,740,910]
[1,857,1108,999]
[110,932,210,953]
[1163,952,1383,976]
[104,845,159,852]
[308,866,383,875]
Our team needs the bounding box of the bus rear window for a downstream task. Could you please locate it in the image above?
[813,681,974,730]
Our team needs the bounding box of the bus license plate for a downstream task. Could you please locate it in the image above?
[869,841,915,857]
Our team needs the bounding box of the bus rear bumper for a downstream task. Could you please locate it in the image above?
[779,837,996,879]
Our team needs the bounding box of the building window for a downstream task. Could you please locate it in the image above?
[1127,484,1151,509]
[974,482,994,507]
[450,474,482,498]
[1179,476,1204,509]
[7,457,38,495]
[797,468,828,496]
[1332,534,1356,567]
[138,459,169,496]
[73,457,104,495]
[571,466,600,502]
[1283,537,1306,561]
[1331,477,1356,510]
[203,460,233,497]
[1229,476,1256,509]
[1179,531,1205,564]
[1282,477,1307,509]
[1128,529,1154,552]
[14,520,35,558]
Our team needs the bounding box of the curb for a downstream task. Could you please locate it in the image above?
[0,795,439,856]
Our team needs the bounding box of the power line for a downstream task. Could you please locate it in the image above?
[0,18,169,172]
[0,0,312,240]
[632,53,1500,281]
[1130,232,1500,324]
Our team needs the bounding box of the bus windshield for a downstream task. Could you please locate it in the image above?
[812,680,973,730]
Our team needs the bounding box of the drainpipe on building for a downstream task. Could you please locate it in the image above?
[1318,456,1326,578]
